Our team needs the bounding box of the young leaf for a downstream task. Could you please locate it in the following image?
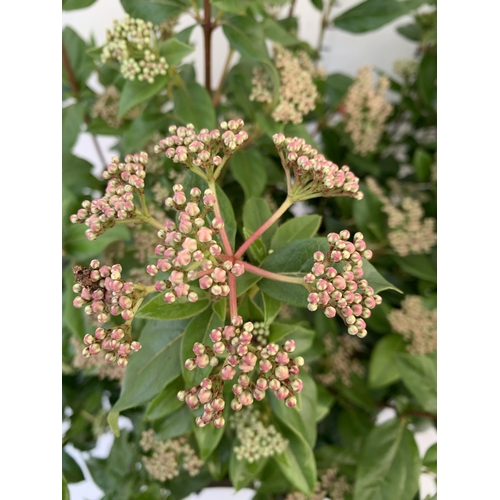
[181,306,223,387]
[261,18,299,46]
[145,376,185,421]
[63,0,97,9]
[173,82,216,130]
[368,334,408,388]
[118,74,169,118]
[395,352,437,413]
[136,296,210,321]
[230,149,268,200]
[423,443,437,474]
[270,215,322,251]
[62,103,85,154]
[222,16,270,62]
[108,319,189,435]
[334,0,410,34]
[120,0,189,23]
[160,37,195,66]
[354,418,421,500]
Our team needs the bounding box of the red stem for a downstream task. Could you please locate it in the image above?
[238,261,304,285]
[202,0,212,93]
[228,273,238,319]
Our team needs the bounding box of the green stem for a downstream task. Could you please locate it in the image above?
[234,197,293,259]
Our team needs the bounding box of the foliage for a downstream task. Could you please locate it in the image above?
[62,1,437,499]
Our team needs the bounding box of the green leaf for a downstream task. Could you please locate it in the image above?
[417,52,437,109]
[413,147,433,182]
[324,73,354,110]
[155,405,193,440]
[242,197,277,250]
[63,224,130,261]
[213,297,227,321]
[334,0,409,34]
[63,0,97,10]
[316,384,335,422]
[173,82,216,130]
[213,184,237,247]
[230,149,268,200]
[193,404,228,460]
[62,103,85,154]
[108,319,189,436]
[352,181,386,241]
[120,0,189,23]
[395,352,437,413]
[181,306,223,387]
[145,376,185,420]
[270,215,322,251]
[269,370,317,448]
[423,443,437,474]
[118,74,169,118]
[160,37,195,66]
[121,114,168,153]
[236,272,261,296]
[369,334,408,388]
[392,254,437,283]
[229,453,267,490]
[362,259,403,294]
[136,296,210,321]
[336,374,376,413]
[261,18,299,46]
[397,22,422,41]
[272,422,316,495]
[354,418,421,500]
[63,27,94,87]
[62,154,102,192]
[268,322,315,356]
[62,475,70,500]
[260,292,282,324]
[62,449,85,483]
[222,16,270,62]
[212,0,249,13]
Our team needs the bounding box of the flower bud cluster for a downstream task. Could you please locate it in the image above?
[304,231,381,338]
[286,466,351,500]
[154,120,248,179]
[70,152,149,240]
[272,134,363,201]
[393,59,419,82]
[229,406,288,463]
[177,317,304,428]
[366,177,436,256]
[253,321,270,346]
[101,15,168,83]
[250,45,318,124]
[343,65,393,155]
[148,183,244,303]
[140,430,203,482]
[388,295,437,355]
[72,260,142,366]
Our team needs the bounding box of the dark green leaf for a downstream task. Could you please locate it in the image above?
[62,103,85,154]
[212,0,249,13]
[121,114,169,153]
[222,16,270,62]
[173,82,216,129]
[336,374,376,413]
[193,404,228,460]
[417,52,437,110]
[236,272,261,296]
[120,0,190,22]
[311,0,323,9]
[63,27,94,87]
[423,442,437,474]
[369,334,408,388]
[260,292,281,324]
[354,418,421,500]
[270,215,322,251]
[272,422,316,495]
[261,18,299,46]
[160,37,195,66]
[63,449,85,483]
[352,181,386,241]
[181,306,223,387]
[268,322,315,356]
[334,0,409,34]
[62,154,102,192]
[397,22,422,41]
[63,224,130,261]
[324,73,354,110]
[392,254,437,283]
[213,184,237,247]
[108,319,189,435]
[230,149,268,200]
[136,296,210,320]
[362,259,403,294]
[62,475,70,500]
[63,0,97,10]
[413,147,433,182]
[145,376,185,420]
[118,74,169,118]
[62,266,86,339]
[229,452,267,490]
[155,405,193,440]
[395,352,437,413]
[316,384,335,422]
[213,297,227,321]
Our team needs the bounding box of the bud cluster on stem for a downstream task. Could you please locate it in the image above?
[272,134,363,202]
[177,316,304,428]
[70,152,151,240]
[154,119,248,181]
[150,183,244,303]
[305,231,382,338]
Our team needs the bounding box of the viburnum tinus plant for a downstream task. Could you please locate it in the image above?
[62,1,437,500]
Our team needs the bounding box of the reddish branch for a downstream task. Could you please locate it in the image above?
[202,0,213,93]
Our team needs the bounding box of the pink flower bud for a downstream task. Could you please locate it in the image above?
[275,386,290,400]
[185,358,196,370]
[275,365,289,381]
[276,351,290,365]
[269,378,281,391]
[197,227,213,242]
[231,263,245,276]
[214,417,225,428]
[198,388,212,404]
[238,390,253,406]
[285,396,297,407]
[221,365,236,380]
[231,399,243,411]
[291,379,303,392]
[259,359,272,373]
[253,389,266,401]
[177,390,186,401]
